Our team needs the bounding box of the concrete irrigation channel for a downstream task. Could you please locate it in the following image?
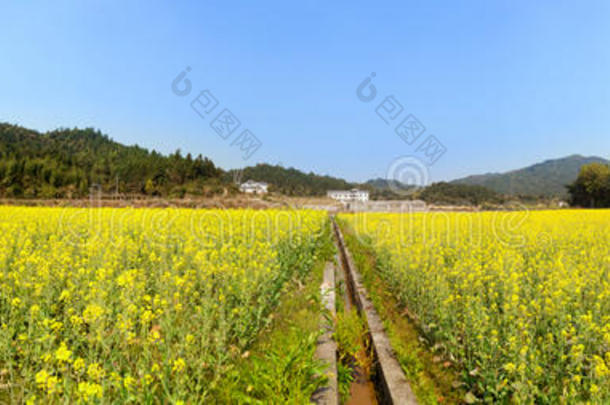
[314,217,417,405]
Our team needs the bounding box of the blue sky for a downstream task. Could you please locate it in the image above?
[1,0,609,183]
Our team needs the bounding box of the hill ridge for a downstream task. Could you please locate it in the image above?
[451,154,609,197]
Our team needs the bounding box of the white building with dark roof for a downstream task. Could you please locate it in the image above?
[240,180,269,194]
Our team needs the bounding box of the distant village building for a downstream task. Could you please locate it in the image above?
[240,180,269,194]
[327,188,369,202]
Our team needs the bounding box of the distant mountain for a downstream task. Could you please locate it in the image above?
[363,177,418,199]
[365,178,411,190]
[452,155,609,197]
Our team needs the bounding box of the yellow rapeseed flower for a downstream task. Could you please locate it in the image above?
[172,358,186,373]
[55,342,72,364]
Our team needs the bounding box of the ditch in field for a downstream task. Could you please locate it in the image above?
[337,218,467,405]
[334,250,378,405]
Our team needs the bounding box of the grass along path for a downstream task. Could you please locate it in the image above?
[210,222,336,403]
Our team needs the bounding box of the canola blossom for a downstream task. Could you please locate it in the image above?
[0,206,327,403]
[340,210,610,402]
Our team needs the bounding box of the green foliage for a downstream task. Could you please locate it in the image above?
[333,264,373,403]
[336,362,354,402]
[221,329,327,404]
[0,123,222,198]
[228,163,357,196]
[334,311,370,372]
[567,162,610,207]
[334,309,373,403]
[211,224,335,403]
[418,181,502,205]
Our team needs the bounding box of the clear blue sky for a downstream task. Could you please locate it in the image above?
[2,0,609,182]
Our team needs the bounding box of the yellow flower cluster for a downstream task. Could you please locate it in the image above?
[340,209,610,402]
[0,206,326,402]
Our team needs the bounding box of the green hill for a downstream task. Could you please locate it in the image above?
[419,182,503,205]
[227,164,355,196]
[0,123,222,198]
[451,155,609,197]
[0,123,359,198]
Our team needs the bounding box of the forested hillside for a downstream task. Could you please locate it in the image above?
[418,182,503,205]
[227,164,356,196]
[0,123,222,198]
[0,123,361,199]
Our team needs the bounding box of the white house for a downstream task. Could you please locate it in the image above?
[327,188,369,202]
[240,180,269,194]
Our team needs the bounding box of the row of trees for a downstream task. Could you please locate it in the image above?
[567,163,610,208]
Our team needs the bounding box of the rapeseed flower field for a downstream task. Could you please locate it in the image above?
[340,210,610,403]
[0,206,327,403]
